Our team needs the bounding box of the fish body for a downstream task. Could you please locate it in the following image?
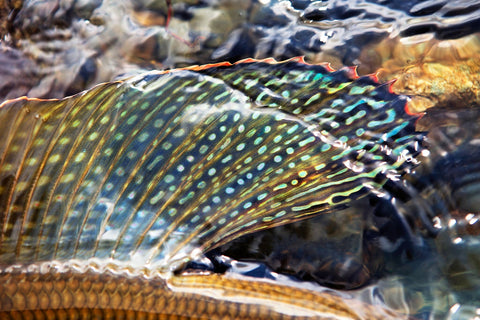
[1,263,408,319]
[0,58,423,318]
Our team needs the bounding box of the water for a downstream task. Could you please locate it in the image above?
[1,0,479,102]
[1,1,480,319]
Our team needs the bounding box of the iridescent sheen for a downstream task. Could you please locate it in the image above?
[0,58,422,272]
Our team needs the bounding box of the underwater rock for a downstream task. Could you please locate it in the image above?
[355,33,480,112]
[1,0,479,102]
[0,44,39,100]
[0,0,252,101]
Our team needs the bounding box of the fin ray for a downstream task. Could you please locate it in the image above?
[0,60,423,271]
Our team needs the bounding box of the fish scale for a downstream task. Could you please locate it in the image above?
[0,58,423,274]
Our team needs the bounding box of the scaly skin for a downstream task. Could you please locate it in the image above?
[0,268,406,319]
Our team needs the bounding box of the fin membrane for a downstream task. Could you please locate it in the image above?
[0,59,423,270]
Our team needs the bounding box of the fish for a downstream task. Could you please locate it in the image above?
[0,57,423,319]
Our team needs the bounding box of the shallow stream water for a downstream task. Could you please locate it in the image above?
[1,1,480,319]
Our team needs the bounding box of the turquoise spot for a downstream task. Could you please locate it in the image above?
[246,129,257,138]
[162,142,172,150]
[214,91,229,101]
[287,124,299,135]
[257,193,268,201]
[321,144,331,152]
[388,122,409,138]
[275,210,287,218]
[368,109,396,128]
[164,105,177,114]
[300,155,311,161]
[138,132,149,142]
[221,155,232,163]
[245,78,259,90]
[196,92,208,101]
[299,136,315,147]
[236,143,246,151]
[220,114,228,122]
[233,76,244,85]
[305,93,320,105]
[349,86,368,95]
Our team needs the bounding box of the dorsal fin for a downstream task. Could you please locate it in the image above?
[0,59,423,271]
